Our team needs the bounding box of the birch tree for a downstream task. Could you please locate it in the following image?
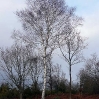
[29,56,43,94]
[14,0,77,99]
[0,44,34,99]
[58,32,86,99]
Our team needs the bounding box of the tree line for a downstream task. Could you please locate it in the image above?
[78,54,99,94]
[1,53,99,99]
[0,54,69,99]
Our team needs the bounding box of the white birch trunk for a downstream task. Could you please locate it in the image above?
[41,47,47,99]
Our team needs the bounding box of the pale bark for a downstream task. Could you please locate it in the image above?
[41,47,47,99]
[41,62,47,99]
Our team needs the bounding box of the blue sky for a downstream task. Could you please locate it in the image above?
[67,0,99,15]
[0,0,99,80]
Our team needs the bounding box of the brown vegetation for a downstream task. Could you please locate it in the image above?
[45,94,99,99]
[25,94,99,99]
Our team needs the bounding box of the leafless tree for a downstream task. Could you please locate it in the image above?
[0,44,35,99]
[45,55,53,94]
[29,55,43,93]
[46,55,60,94]
[58,32,86,99]
[13,0,78,99]
[78,54,99,94]
[85,54,99,78]
[51,64,67,93]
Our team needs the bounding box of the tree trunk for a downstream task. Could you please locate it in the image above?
[41,47,47,99]
[19,93,22,99]
[41,58,47,99]
[69,64,72,99]
[51,84,52,94]
[50,73,52,94]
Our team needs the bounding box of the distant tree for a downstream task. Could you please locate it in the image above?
[46,55,54,94]
[58,32,86,99]
[23,86,32,98]
[78,68,93,94]
[0,83,10,99]
[51,64,67,93]
[29,56,43,96]
[71,82,79,94]
[9,88,19,99]
[0,44,34,99]
[78,54,99,94]
[13,0,78,99]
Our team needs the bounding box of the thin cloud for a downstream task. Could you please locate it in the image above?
[0,0,26,13]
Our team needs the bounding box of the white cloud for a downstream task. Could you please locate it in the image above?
[0,0,26,47]
[80,14,99,38]
[0,0,26,13]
